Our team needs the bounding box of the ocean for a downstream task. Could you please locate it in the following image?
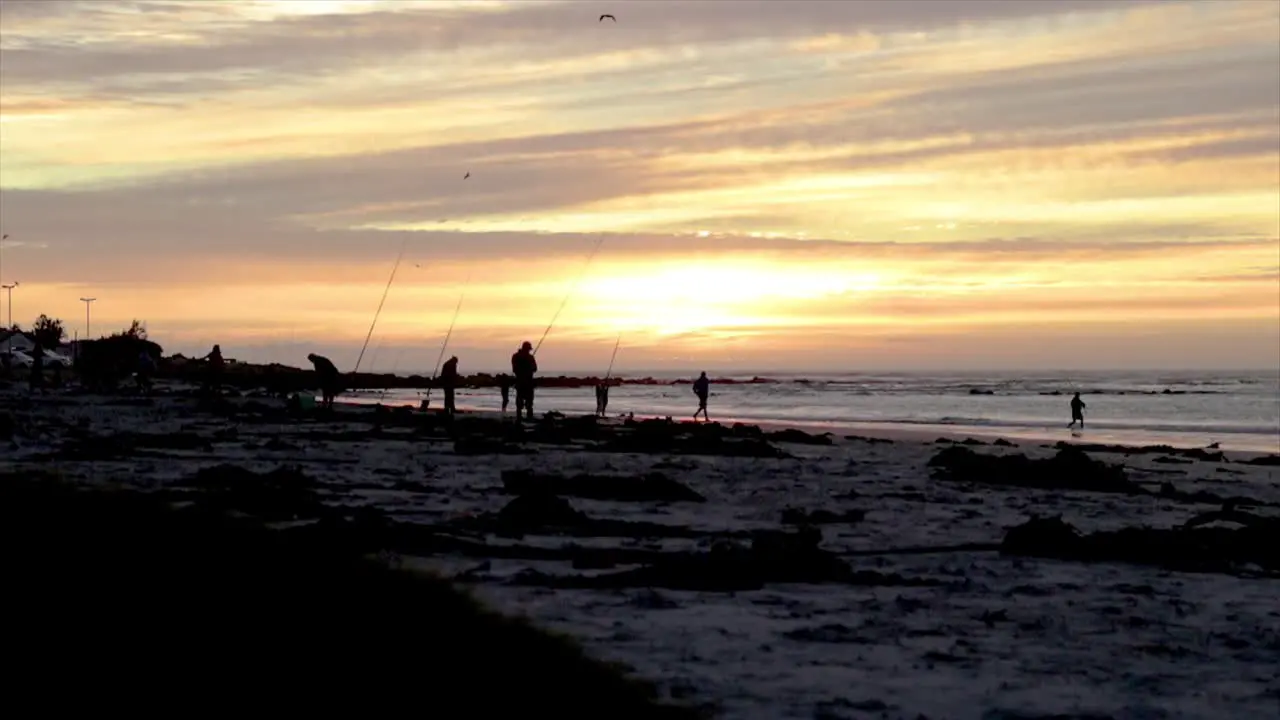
[344,370,1280,454]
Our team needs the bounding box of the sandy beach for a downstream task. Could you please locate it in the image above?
[3,382,1278,719]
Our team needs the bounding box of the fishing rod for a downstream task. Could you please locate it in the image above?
[424,276,469,405]
[533,235,606,355]
[354,236,408,375]
[603,333,622,380]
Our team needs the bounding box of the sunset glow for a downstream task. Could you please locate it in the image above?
[0,0,1276,371]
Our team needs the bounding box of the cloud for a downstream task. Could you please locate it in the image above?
[0,1,1174,89]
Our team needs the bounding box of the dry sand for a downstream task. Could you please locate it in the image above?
[3,382,1278,719]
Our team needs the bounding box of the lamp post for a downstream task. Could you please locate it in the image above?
[1,282,17,329]
[0,233,7,331]
[1,281,15,355]
[80,297,96,338]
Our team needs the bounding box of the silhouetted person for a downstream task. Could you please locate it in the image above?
[692,371,710,422]
[307,353,340,409]
[498,374,512,412]
[440,355,459,415]
[595,382,610,417]
[202,344,224,396]
[136,350,155,394]
[28,343,45,392]
[1068,392,1086,429]
[511,341,537,421]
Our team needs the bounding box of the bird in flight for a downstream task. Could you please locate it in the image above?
[464,172,470,179]
[599,14,615,22]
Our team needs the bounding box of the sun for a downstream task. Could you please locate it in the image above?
[574,260,883,338]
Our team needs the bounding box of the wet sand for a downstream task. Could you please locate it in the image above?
[3,384,1278,719]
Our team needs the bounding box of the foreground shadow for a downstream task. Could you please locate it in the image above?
[2,472,707,718]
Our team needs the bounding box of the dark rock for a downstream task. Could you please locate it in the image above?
[993,438,1016,447]
[845,435,895,444]
[501,469,706,503]
[1241,454,1280,466]
[1001,514,1280,575]
[929,446,1139,495]
[496,493,590,530]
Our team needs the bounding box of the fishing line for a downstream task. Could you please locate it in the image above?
[534,235,606,355]
[354,236,408,375]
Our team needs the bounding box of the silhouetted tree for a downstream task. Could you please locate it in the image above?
[32,315,66,348]
[114,319,148,341]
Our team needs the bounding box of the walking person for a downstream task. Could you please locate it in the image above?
[511,341,537,422]
[498,374,512,413]
[692,371,710,422]
[1067,391,1086,430]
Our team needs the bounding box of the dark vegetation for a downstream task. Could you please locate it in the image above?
[2,471,706,718]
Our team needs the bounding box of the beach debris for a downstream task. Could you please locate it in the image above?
[508,528,946,592]
[780,507,866,525]
[599,13,616,22]
[928,446,1139,495]
[844,434,895,444]
[177,463,325,520]
[53,429,215,461]
[454,435,534,455]
[1055,440,1226,462]
[1000,514,1280,576]
[501,468,706,503]
[601,419,793,458]
[454,493,712,541]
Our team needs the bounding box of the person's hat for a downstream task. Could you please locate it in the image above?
[521,341,533,350]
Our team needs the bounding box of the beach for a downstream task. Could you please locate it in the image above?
[3,381,1278,719]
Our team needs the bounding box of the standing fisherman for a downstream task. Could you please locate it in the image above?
[201,344,224,397]
[595,381,610,417]
[307,353,340,409]
[692,371,710,422]
[441,355,460,415]
[511,341,537,422]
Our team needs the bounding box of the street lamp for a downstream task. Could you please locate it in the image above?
[1,281,15,355]
[0,233,7,330]
[1,282,17,329]
[80,297,96,338]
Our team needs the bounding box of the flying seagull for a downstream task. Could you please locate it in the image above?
[599,14,615,22]
[464,172,470,179]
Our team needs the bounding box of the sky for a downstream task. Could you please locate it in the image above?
[0,0,1277,374]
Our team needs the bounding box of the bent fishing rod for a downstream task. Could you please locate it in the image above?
[603,332,622,380]
[424,278,469,405]
[533,235,607,355]
[353,236,409,376]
